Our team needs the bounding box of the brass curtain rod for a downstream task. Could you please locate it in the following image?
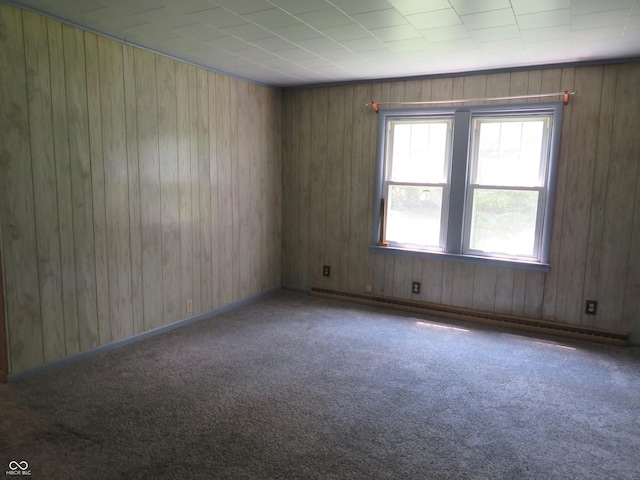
[366,90,576,112]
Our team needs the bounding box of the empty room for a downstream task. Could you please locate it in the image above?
[1,0,639,478]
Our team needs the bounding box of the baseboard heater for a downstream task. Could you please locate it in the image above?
[310,287,628,346]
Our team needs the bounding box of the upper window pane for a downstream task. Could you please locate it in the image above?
[473,116,549,187]
[388,119,452,183]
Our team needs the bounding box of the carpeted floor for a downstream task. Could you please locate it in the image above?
[1,290,639,479]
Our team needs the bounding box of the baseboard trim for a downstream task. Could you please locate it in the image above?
[7,287,280,382]
[311,287,629,346]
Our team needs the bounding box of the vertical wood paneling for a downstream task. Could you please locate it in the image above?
[122,44,144,335]
[175,61,193,316]
[2,6,44,372]
[215,74,233,305]
[581,65,617,326]
[134,48,162,332]
[207,72,220,307]
[196,68,212,312]
[542,68,575,320]
[1,4,282,374]
[85,32,112,345]
[297,89,312,290]
[310,88,328,288]
[98,37,133,341]
[187,65,201,311]
[63,24,99,350]
[23,12,65,362]
[157,56,181,325]
[554,66,603,323]
[236,79,251,300]
[600,63,640,332]
[339,85,354,292]
[48,19,80,355]
[281,92,295,287]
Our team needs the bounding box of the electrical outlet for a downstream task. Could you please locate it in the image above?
[585,300,597,315]
[186,298,193,314]
[364,285,373,292]
[323,265,331,277]
[412,281,421,294]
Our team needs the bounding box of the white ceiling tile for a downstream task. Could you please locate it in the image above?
[339,37,387,52]
[448,0,511,16]
[254,35,298,51]
[572,9,629,30]
[215,0,273,15]
[520,25,571,42]
[516,9,570,30]
[123,23,182,41]
[49,0,103,13]
[351,9,408,29]
[479,38,525,52]
[168,0,220,15]
[96,0,164,15]
[384,37,430,52]
[318,48,366,62]
[257,56,295,67]
[510,0,570,16]
[211,35,255,51]
[571,26,623,41]
[297,8,353,29]
[83,7,147,29]
[184,46,237,61]
[469,24,521,42]
[632,2,640,15]
[220,23,272,41]
[421,24,471,42]
[387,0,451,16]
[267,0,330,15]
[321,23,371,41]
[626,15,640,29]
[134,7,198,29]
[327,0,394,15]
[277,48,320,60]
[243,8,301,29]
[461,9,516,30]
[234,46,277,60]
[406,8,463,29]
[191,8,248,28]
[371,24,423,42]
[174,23,228,41]
[571,0,634,16]
[271,23,324,41]
[295,36,342,52]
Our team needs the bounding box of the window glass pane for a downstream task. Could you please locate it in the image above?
[387,185,443,248]
[389,120,450,183]
[468,189,539,257]
[474,118,547,187]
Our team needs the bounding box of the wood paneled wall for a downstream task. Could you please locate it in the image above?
[282,63,640,341]
[0,4,281,374]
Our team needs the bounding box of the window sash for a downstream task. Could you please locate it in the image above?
[372,102,563,270]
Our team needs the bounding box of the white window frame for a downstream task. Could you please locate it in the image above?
[371,102,563,271]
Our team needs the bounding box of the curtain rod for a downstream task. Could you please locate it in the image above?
[366,90,576,112]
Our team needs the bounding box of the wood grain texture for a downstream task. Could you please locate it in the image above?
[1,6,44,372]
[99,37,133,341]
[85,32,112,346]
[0,4,282,374]
[281,60,640,339]
[23,12,65,363]
[63,24,99,350]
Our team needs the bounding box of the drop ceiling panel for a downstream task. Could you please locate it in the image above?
[8,0,640,86]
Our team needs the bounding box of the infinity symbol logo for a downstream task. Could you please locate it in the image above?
[8,461,28,471]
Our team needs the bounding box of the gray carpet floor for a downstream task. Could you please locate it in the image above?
[1,290,639,479]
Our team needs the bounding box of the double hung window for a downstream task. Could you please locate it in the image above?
[373,102,563,270]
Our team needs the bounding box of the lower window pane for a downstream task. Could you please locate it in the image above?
[469,189,538,257]
[387,185,443,248]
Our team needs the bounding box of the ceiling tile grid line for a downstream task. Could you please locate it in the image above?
[2,0,640,86]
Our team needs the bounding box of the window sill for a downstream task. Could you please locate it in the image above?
[369,245,550,272]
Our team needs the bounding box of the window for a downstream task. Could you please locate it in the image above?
[372,102,563,271]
